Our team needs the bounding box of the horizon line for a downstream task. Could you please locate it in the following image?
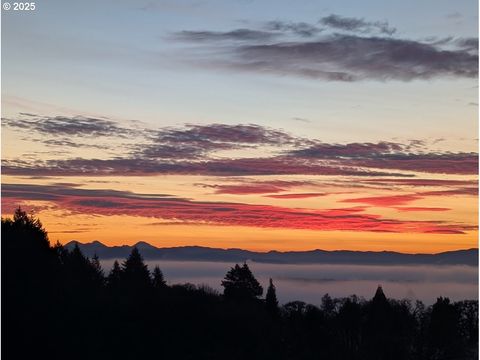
[64,240,479,256]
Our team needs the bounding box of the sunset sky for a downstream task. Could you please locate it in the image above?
[2,0,478,253]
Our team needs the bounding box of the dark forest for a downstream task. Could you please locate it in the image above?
[3,209,478,360]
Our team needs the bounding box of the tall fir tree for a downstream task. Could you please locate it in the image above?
[265,278,279,316]
[121,247,152,292]
[152,266,167,289]
[90,254,105,287]
[107,260,122,291]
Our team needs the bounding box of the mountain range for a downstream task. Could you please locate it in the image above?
[65,241,478,266]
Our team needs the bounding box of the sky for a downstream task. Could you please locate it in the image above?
[1,0,478,253]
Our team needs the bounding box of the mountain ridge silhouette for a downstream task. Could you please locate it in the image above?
[65,240,478,266]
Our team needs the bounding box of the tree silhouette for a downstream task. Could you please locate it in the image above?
[3,208,479,360]
[152,265,167,289]
[265,278,279,316]
[221,263,263,301]
[428,297,462,358]
[90,254,105,287]
[107,260,122,290]
[121,247,152,293]
[2,208,62,360]
[321,293,336,318]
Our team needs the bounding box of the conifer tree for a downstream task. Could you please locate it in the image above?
[90,254,105,286]
[121,247,152,291]
[152,265,167,289]
[266,278,279,315]
[107,260,122,291]
[221,262,263,300]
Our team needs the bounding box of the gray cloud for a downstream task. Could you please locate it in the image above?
[2,115,137,138]
[264,20,322,37]
[42,139,110,150]
[138,123,305,159]
[288,142,478,174]
[319,14,396,35]
[1,156,412,177]
[171,14,477,82]
[3,120,478,176]
[228,34,478,81]
[172,29,278,42]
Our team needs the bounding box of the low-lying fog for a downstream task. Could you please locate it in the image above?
[101,260,478,305]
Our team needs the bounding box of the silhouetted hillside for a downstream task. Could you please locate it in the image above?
[66,240,478,266]
[4,210,479,360]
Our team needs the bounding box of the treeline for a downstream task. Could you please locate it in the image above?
[3,209,478,360]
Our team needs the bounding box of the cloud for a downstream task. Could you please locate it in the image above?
[341,194,422,207]
[3,120,478,177]
[2,183,473,235]
[138,123,305,159]
[341,187,477,207]
[42,139,110,150]
[289,142,478,175]
[199,180,315,195]
[290,141,404,158]
[172,29,278,42]
[264,193,326,199]
[1,157,412,177]
[319,14,396,35]
[264,20,323,37]
[172,17,477,82]
[394,207,451,212]
[345,153,478,175]
[2,115,137,138]
[359,178,477,187]
[291,117,310,123]
[230,35,477,81]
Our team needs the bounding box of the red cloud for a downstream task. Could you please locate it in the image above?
[341,187,477,207]
[264,193,326,199]
[361,179,477,187]
[2,184,474,235]
[394,207,451,212]
[341,194,422,206]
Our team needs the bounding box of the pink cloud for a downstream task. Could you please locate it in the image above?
[264,193,326,199]
[1,183,474,235]
[394,207,451,212]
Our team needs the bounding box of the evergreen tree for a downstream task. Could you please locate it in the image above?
[265,278,279,315]
[372,285,388,305]
[221,262,263,301]
[107,260,123,291]
[152,266,167,289]
[121,247,152,292]
[64,244,103,293]
[90,254,105,287]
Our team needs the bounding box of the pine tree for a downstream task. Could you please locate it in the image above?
[90,254,105,287]
[152,266,167,289]
[221,262,263,301]
[121,247,152,291]
[107,260,122,291]
[266,278,279,316]
[373,285,387,304]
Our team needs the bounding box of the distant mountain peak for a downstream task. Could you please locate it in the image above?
[133,241,158,249]
[64,241,478,266]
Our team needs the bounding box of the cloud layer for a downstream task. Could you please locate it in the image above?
[3,119,478,177]
[2,183,473,235]
[171,15,477,82]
